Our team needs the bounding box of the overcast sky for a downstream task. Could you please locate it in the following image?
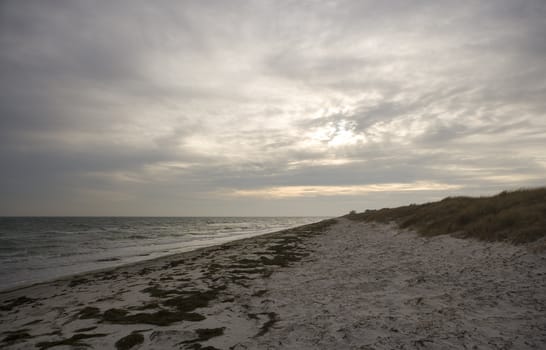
[1,0,545,216]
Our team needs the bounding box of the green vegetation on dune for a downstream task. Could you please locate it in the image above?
[347,188,546,244]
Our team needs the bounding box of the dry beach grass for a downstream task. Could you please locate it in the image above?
[347,188,546,244]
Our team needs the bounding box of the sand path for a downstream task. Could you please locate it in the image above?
[239,218,546,349]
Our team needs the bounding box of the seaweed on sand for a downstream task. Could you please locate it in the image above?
[68,278,89,287]
[36,333,108,350]
[78,306,101,319]
[100,285,227,326]
[162,287,225,312]
[115,332,145,350]
[102,308,205,326]
[142,285,182,298]
[255,312,279,337]
[0,296,37,311]
[2,329,32,344]
[179,328,225,349]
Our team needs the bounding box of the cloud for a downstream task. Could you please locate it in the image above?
[224,182,462,199]
[0,0,545,215]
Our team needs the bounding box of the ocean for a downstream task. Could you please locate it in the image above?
[0,216,325,291]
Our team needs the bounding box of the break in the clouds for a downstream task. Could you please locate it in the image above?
[1,0,545,216]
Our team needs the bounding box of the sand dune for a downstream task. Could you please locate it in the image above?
[1,218,545,349]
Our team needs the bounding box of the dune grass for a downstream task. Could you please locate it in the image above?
[346,187,546,244]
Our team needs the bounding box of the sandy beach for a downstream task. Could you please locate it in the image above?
[1,218,545,349]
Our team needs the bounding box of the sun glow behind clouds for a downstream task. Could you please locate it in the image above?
[226,182,462,198]
[306,120,366,148]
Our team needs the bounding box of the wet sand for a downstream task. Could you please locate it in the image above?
[1,218,545,349]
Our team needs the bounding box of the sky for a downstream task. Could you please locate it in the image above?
[1,0,545,216]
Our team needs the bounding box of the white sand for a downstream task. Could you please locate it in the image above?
[1,218,545,349]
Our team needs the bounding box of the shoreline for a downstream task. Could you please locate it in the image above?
[0,218,338,349]
[1,218,545,349]
[0,218,327,294]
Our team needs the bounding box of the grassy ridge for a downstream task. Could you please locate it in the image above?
[346,188,546,244]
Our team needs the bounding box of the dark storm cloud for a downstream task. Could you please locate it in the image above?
[0,0,545,215]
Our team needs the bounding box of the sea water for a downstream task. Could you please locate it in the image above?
[0,216,325,290]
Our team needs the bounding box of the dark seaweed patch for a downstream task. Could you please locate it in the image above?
[69,278,89,287]
[256,312,279,337]
[186,345,221,350]
[229,268,267,275]
[131,302,159,311]
[102,308,205,326]
[180,328,225,349]
[100,285,226,326]
[194,328,225,342]
[74,326,98,333]
[138,268,154,276]
[162,287,225,313]
[2,329,32,344]
[115,332,144,350]
[22,319,42,326]
[0,296,36,311]
[251,290,267,297]
[36,333,108,350]
[167,259,186,268]
[38,330,62,337]
[78,306,101,319]
[96,257,120,262]
[102,308,129,321]
[142,285,183,298]
[98,271,118,281]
